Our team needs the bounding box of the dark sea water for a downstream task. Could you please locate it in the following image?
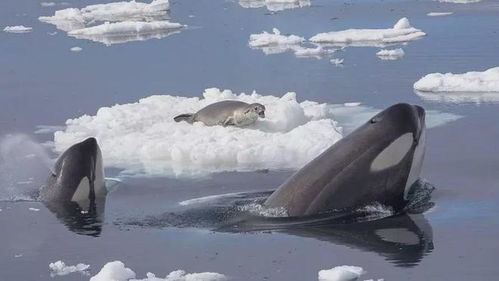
[1,0,499,280]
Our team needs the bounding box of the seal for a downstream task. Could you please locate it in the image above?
[264,103,426,216]
[174,100,265,127]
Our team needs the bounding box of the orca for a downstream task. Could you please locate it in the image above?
[40,137,107,236]
[264,103,426,216]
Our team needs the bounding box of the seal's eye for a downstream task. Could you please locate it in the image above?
[254,107,258,110]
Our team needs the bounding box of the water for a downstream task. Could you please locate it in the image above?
[1,0,499,280]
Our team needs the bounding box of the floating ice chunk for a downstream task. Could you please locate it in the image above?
[70,46,82,52]
[239,0,311,12]
[90,261,135,281]
[318,265,365,281]
[67,21,183,45]
[249,28,305,54]
[438,0,480,3]
[293,45,333,58]
[53,88,342,177]
[41,2,56,7]
[413,67,499,92]
[309,18,425,47]
[427,12,454,16]
[376,48,405,60]
[90,261,226,281]
[49,260,90,277]
[39,0,170,32]
[3,25,32,33]
[330,58,344,66]
[28,207,40,211]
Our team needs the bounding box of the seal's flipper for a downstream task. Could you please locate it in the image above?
[223,116,235,127]
[174,114,194,123]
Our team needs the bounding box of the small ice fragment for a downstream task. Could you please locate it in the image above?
[70,46,82,52]
[438,0,480,3]
[48,31,57,35]
[344,102,360,107]
[239,0,311,12]
[249,28,305,48]
[41,2,56,7]
[14,254,23,258]
[427,12,453,16]
[3,25,32,33]
[318,265,365,281]
[49,260,90,276]
[376,48,405,60]
[330,58,344,65]
[28,207,40,212]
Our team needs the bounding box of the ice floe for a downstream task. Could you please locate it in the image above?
[416,91,499,104]
[90,261,227,281]
[39,0,184,45]
[53,88,343,177]
[414,67,499,92]
[427,12,454,16]
[70,46,82,52]
[49,260,90,277]
[3,25,32,33]
[376,48,405,60]
[438,0,480,3]
[52,89,461,177]
[249,29,335,58]
[239,0,311,12]
[41,2,56,7]
[28,207,40,211]
[330,58,344,66]
[318,265,365,281]
[309,18,425,47]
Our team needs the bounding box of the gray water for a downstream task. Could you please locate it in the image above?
[1,0,499,280]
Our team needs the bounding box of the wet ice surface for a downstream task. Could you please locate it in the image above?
[1,0,499,280]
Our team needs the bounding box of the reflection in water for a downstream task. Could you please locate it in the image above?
[415,90,499,105]
[43,197,106,237]
[123,181,435,267]
[282,214,433,267]
[69,28,182,46]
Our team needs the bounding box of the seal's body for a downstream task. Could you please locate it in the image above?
[174,100,265,127]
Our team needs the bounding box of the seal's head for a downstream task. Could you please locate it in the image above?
[245,103,266,118]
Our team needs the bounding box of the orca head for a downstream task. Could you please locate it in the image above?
[368,103,426,200]
[44,137,105,206]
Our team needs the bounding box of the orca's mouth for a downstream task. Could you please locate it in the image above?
[413,105,426,144]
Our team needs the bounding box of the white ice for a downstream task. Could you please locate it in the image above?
[318,265,365,281]
[41,2,56,7]
[438,0,480,3]
[249,28,305,54]
[427,12,454,16]
[70,46,82,52]
[413,66,499,92]
[416,91,499,104]
[309,18,425,47]
[39,0,170,32]
[330,58,344,66]
[38,0,182,45]
[49,260,90,277]
[376,48,405,60]
[3,25,32,33]
[67,21,183,46]
[239,0,311,12]
[52,89,460,178]
[53,88,343,177]
[28,207,40,211]
[90,261,227,281]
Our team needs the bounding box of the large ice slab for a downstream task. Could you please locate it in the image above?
[239,0,311,12]
[414,67,499,93]
[54,88,343,177]
[39,0,184,45]
[309,18,426,47]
